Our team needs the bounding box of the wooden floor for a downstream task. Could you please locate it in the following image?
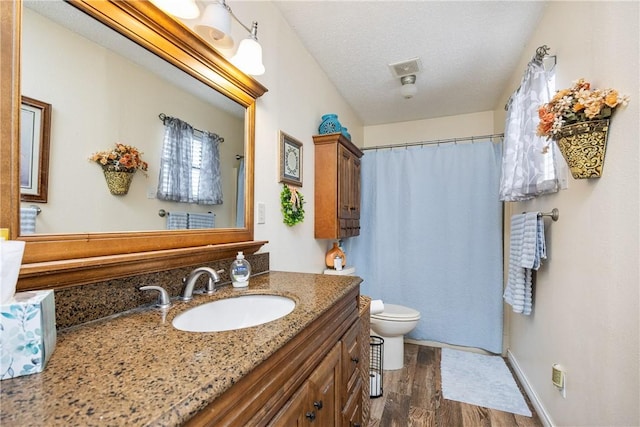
[368,344,543,427]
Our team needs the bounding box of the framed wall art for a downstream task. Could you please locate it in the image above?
[20,96,51,203]
[279,131,303,187]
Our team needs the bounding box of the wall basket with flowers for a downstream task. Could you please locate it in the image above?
[89,143,148,195]
[537,78,629,179]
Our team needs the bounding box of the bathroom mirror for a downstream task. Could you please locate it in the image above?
[0,0,267,290]
[22,0,246,233]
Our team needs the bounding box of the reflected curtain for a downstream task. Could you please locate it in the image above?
[197,131,223,205]
[348,141,504,353]
[235,158,245,227]
[157,117,194,203]
[499,57,567,201]
[157,117,223,204]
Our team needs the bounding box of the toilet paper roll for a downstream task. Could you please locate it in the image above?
[0,240,26,304]
[370,299,384,315]
[369,371,382,397]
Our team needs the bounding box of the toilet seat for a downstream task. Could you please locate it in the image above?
[371,303,420,322]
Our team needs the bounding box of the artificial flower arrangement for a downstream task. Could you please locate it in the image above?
[536,78,629,139]
[281,184,305,226]
[89,143,149,175]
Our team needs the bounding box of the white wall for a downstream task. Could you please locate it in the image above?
[363,110,496,147]
[227,2,363,273]
[495,2,639,426]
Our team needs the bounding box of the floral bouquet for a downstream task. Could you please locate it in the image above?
[537,78,629,139]
[89,143,148,175]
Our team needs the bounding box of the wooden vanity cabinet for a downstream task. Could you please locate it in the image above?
[185,286,362,426]
[313,133,364,239]
[269,343,341,426]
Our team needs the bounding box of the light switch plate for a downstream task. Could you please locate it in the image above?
[257,202,266,224]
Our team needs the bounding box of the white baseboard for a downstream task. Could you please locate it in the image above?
[507,350,554,427]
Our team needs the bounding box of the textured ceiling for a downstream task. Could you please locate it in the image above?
[273,1,548,126]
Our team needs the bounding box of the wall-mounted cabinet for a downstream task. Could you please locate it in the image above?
[313,133,364,239]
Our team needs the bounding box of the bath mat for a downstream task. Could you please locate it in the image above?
[440,348,532,417]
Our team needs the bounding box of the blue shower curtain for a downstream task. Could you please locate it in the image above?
[235,158,245,227]
[348,140,504,353]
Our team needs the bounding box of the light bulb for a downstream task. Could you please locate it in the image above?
[149,0,199,19]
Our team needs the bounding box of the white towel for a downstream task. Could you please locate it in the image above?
[166,212,188,230]
[504,214,526,313]
[20,207,38,234]
[187,213,215,229]
[504,212,547,315]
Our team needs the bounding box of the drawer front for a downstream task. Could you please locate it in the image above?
[341,379,363,427]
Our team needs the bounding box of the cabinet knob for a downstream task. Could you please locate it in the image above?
[305,411,316,421]
[313,400,323,410]
[351,356,359,364]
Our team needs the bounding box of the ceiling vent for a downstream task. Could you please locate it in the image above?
[388,57,423,78]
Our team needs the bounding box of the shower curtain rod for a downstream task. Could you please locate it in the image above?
[361,133,504,151]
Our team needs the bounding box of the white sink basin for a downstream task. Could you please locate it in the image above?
[172,294,296,332]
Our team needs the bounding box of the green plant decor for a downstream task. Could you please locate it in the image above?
[281,184,304,226]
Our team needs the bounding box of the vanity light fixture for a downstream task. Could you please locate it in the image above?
[400,74,417,99]
[230,21,265,76]
[196,0,266,76]
[194,1,234,49]
[149,0,199,19]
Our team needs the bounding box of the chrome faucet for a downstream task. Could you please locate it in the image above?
[180,267,224,301]
[140,285,172,309]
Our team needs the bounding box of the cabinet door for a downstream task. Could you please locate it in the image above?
[338,144,353,220]
[307,342,341,427]
[350,155,361,221]
[267,382,310,426]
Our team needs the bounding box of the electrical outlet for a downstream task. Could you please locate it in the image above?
[257,202,266,224]
[552,364,566,398]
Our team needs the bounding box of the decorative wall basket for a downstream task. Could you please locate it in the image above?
[102,169,135,195]
[556,119,609,179]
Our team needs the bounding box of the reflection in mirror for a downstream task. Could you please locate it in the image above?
[21,0,247,234]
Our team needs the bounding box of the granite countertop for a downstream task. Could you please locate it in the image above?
[0,271,362,426]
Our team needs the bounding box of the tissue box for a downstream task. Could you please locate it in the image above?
[0,290,56,380]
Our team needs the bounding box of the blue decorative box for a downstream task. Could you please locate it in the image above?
[0,290,56,380]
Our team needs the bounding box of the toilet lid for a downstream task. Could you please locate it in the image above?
[371,303,421,321]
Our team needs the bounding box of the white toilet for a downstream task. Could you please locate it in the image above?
[370,304,421,370]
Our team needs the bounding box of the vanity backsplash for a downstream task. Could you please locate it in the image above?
[54,252,269,330]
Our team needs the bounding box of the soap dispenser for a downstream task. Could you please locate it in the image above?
[230,251,251,288]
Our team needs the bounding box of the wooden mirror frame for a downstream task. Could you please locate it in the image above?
[0,0,268,291]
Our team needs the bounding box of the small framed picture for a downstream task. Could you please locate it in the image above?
[279,131,303,187]
[20,96,51,203]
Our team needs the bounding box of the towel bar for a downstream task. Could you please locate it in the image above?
[158,209,214,218]
[524,208,559,222]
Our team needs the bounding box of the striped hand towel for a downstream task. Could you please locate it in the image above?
[20,207,38,234]
[166,212,188,230]
[504,212,547,315]
[188,213,215,229]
